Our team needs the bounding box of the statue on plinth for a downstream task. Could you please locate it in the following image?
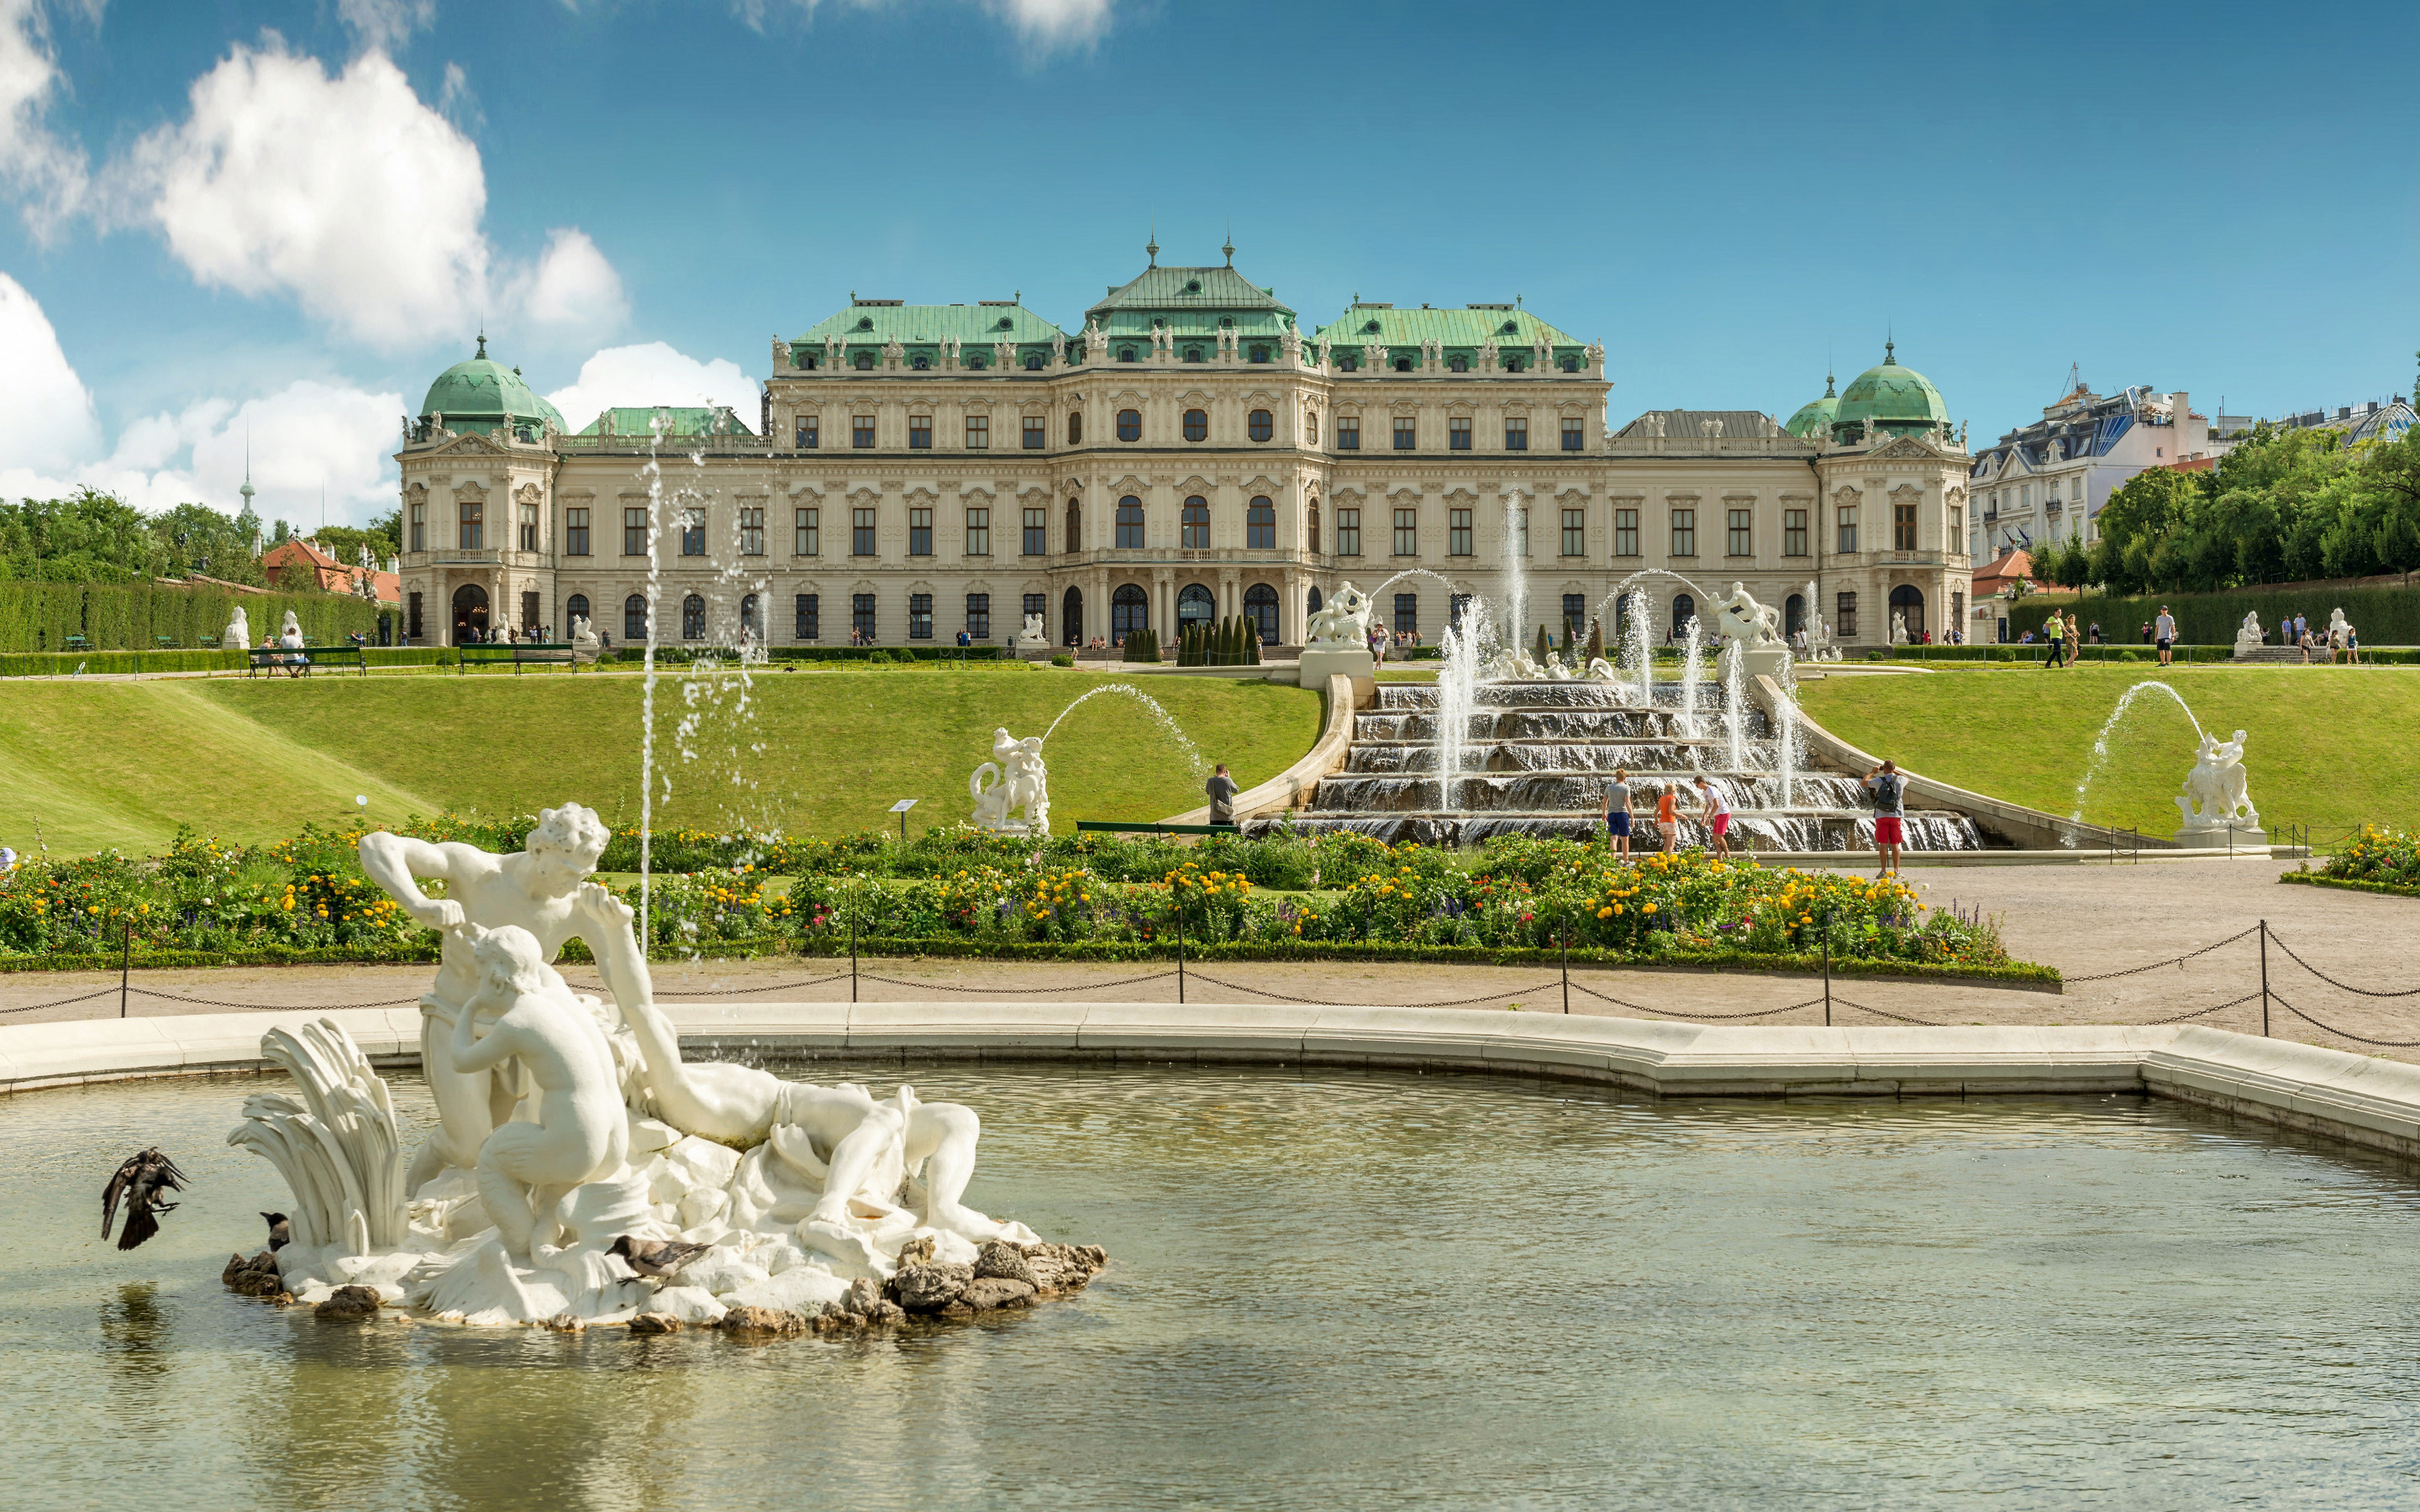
[2174,729,2261,843]
[970,727,1050,836]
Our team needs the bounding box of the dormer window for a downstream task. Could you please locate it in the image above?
[857,317,875,331]
[1560,355,1580,373]
[1184,346,1204,363]
[1500,320,1519,335]
[1249,346,1270,364]
[966,354,987,370]
[1393,357,1413,372]
[854,351,875,370]
[1502,355,1523,373]
[1023,353,1044,370]
[1339,354,1360,372]
[1219,316,1234,328]
[801,355,820,370]
[1363,320,1381,334]
[1118,346,1138,362]
[996,317,1013,330]
[1184,279,1202,293]
[1449,354,1469,373]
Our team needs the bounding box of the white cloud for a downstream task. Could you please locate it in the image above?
[338,0,435,54]
[510,226,628,334]
[0,0,91,235]
[0,270,402,522]
[545,342,759,433]
[735,0,1113,51]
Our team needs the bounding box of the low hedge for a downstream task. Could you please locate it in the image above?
[2,645,452,677]
[2279,872,2420,900]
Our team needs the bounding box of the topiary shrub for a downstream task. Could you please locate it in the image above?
[1050,652,1073,667]
[1122,627,1160,663]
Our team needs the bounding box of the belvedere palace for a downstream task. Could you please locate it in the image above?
[394,245,1975,650]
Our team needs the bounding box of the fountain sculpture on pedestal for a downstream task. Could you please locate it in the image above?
[2174,729,2263,845]
[1300,580,1378,696]
[971,727,1050,835]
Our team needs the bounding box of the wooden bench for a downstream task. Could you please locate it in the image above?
[245,644,367,678]
[457,642,577,675]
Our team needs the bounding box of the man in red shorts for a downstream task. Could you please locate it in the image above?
[1691,774,1732,858]
[1863,760,1907,877]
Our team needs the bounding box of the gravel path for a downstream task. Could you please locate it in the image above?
[5,858,2412,1061]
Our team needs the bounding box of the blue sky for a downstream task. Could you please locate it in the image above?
[3,0,2415,528]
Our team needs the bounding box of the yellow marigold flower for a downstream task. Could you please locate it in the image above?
[1642,902,1657,914]
[1597,906,1613,918]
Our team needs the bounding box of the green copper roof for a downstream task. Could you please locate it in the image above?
[576,407,752,438]
[1831,342,1949,441]
[795,302,1067,347]
[1784,372,1839,438]
[418,340,567,435]
[1312,303,1580,353]
[1083,262,1296,341]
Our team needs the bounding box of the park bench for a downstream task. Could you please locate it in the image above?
[245,644,367,678]
[458,642,577,675]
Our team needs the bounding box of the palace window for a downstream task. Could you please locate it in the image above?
[1336,416,1360,450]
[1244,584,1278,643]
[565,593,588,631]
[853,414,875,448]
[1339,354,1359,371]
[681,509,705,557]
[1448,507,1472,557]
[623,595,647,641]
[408,499,424,553]
[852,507,876,556]
[623,507,647,556]
[1449,354,1469,373]
[965,593,990,640]
[796,507,818,556]
[740,507,765,556]
[1117,496,1144,549]
[1670,508,1697,558]
[681,594,705,640]
[1394,355,1413,372]
[797,593,818,641]
[739,594,759,639]
[964,506,989,556]
[1837,505,1859,554]
[1023,506,1047,555]
[458,499,482,550]
[1249,345,1270,364]
[565,507,590,556]
[853,350,874,370]
[1249,408,1273,442]
[1023,353,1044,370]
[1184,408,1208,442]
[1065,500,1081,552]
[519,500,539,552]
[1393,417,1416,450]
[908,507,933,556]
[1505,417,1528,450]
[1835,591,1858,640]
[1728,508,1751,558]
[1562,418,1585,451]
[1449,417,1471,451]
[1307,502,1321,554]
[1394,593,1418,635]
[1067,412,1082,444]
[1307,411,1320,444]
[1181,496,1209,549]
[1184,346,1204,363]
[1563,594,1586,638]
[911,353,930,370]
[1117,408,1141,442]
[408,591,423,639]
[852,593,876,641]
[1502,354,1523,373]
[1783,507,1807,558]
[908,415,932,449]
[1393,507,1418,556]
[1612,507,1639,558]
[797,414,818,449]
[965,415,989,449]
[909,594,933,640]
[1023,416,1045,449]
[1561,354,1581,373]
[1949,504,1964,543]
[1336,507,1361,556]
[1562,507,1586,557]
[1247,496,1276,549]
[1894,499,1918,551]
[1118,346,1137,362]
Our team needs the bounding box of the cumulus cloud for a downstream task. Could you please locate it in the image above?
[544,342,759,433]
[735,0,1114,51]
[0,0,92,234]
[0,271,402,522]
[338,0,436,54]
[510,227,628,333]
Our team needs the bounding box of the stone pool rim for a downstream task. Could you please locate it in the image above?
[6,1003,2418,1163]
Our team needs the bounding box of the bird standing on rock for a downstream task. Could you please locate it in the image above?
[260,1213,291,1252]
[606,1236,711,1279]
[102,1148,190,1251]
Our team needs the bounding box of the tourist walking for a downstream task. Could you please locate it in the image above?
[1655,783,1681,853]
[1863,760,1907,877]
[1204,763,1239,827]
[2154,606,2176,667]
[2063,611,2080,670]
[1691,774,1731,857]
[1603,768,1634,858]
[2042,610,2067,669]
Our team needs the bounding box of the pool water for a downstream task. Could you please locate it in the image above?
[4,1061,2420,1510]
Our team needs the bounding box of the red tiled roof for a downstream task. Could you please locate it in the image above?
[1970,549,2043,595]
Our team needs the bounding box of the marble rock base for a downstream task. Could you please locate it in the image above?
[1298,645,1376,701]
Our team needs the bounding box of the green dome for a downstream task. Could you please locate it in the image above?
[1830,341,1949,443]
[419,338,567,437]
[1784,372,1839,438]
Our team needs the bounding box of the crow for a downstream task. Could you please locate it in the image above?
[606,1236,711,1280]
[260,1213,291,1252]
[101,1148,190,1251]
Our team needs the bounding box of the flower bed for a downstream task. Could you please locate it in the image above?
[2311,825,2420,890]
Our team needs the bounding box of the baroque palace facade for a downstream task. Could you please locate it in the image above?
[394,247,1974,651]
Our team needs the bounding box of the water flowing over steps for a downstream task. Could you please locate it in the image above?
[1250,681,1985,852]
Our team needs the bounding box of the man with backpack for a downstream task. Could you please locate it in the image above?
[1864,760,1908,878]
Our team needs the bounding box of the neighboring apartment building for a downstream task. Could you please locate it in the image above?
[2260,397,2417,445]
[1967,381,2229,558]
[393,248,1974,651]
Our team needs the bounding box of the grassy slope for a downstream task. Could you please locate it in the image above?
[1796,664,2420,837]
[0,669,1323,853]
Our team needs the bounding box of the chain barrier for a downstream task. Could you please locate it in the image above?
[1181,969,1563,1010]
[2263,935,2420,999]
[1566,979,1818,1021]
[853,969,1181,995]
[1827,997,1946,1027]
[2270,990,2420,1049]
[2130,989,2265,1027]
[2063,925,2260,984]
[0,985,124,1016]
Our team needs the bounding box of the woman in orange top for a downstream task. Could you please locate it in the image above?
[1655,785,1681,853]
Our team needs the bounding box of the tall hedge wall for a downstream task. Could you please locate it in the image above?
[2010,584,2420,647]
[0,581,381,653]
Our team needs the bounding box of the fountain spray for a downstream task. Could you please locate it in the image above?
[1678,616,1703,735]
[1435,596,1486,813]
[1624,591,1652,708]
[1723,641,1746,774]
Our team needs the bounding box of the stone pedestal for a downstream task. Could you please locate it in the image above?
[1738,644,1793,684]
[1298,645,1376,703]
[1014,643,1055,663]
[2176,822,2266,851]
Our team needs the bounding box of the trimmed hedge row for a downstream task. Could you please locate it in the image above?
[0,580,382,654]
[2279,872,2420,900]
[1,645,457,677]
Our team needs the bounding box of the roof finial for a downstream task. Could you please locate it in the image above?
[1146,225,1158,267]
[475,328,487,360]
[1223,222,1234,266]
[240,429,255,511]
[1885,325,1894,365]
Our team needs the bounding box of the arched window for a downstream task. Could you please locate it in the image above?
[1307,502,1321,554]
[565,593,590,632]
[1248,409,1273,442]
[1068,411,1083,444]
[965,353,987,370]
[1065,499,1082,552]
[740,593,760,638]
[1785,594,1806,638]
[1111,583,1149,639]
[1246,496,1276,549]
[854,350,875,370]
[1393,356,1413,372]
[1889,584,1927,640]
[1061,586,1082,645]
[1178,583,1216,630]
[1307,585,1324,616]
[1670,593,1696,636]
[1560,354,1581,373]
[1449,354,1469,373]
[623,594,649,642]
[1116,496,1144,549]
[682,594,707,640]
[1116,408,1141,442]
[1244,584,1280,643]
[1118,346,1138,363]
[1181,496,1209,549]
[1307,411,1320,444]
[1183,409,1208,442]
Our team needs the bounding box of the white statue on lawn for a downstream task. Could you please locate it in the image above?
[237,801,1048,1327]
[1014,612,1049,648]
[970,727,1050,835]
[1306,581,1374,646]
[2236,610,2265,654]
[1891,609,1909,646]
[223,604,250,650]
[2174,728,2261,838]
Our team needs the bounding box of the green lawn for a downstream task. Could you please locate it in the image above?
[1797,664,2420,837]
[0,668,1323,854]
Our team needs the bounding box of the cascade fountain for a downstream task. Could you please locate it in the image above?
[1676,617,1704,736]
[1722,638,1748,774]
[1624,590,1653,709]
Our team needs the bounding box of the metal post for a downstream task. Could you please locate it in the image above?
[1560,915,1570,1015]
[1821,911,1833,1026]
[1175,883,1186,1005]
[849,906,858,1004]
[2259,919,2270,1037]
[119,919,130,1019]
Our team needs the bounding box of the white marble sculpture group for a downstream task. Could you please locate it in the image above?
[2175,728,2262,841]
[231,804,1042,1327]
[970,727,1050,835]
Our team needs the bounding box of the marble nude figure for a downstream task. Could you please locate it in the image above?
[232,804,1039,1326]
